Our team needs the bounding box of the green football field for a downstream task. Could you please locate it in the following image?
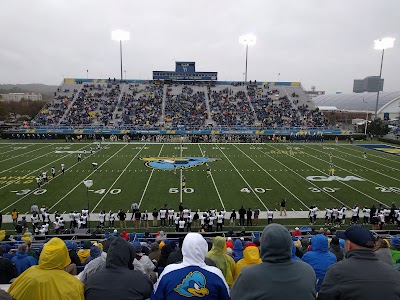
[0,141,399,216]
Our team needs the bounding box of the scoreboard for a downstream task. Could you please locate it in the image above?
[175,62,196,73]
[153,61,217,81]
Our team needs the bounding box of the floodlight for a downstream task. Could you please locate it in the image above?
[111,30,130,41]
[374,38,395,50]
[239,34,257,46]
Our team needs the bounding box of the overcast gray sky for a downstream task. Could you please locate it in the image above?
[0,0,399,93]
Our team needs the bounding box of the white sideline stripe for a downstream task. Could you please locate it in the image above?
[92,144,148,212]
[137,144,164,209]
[235,145,309,209]
[0,144,92,191]
[216,144,268,210]
[49,144,129,211]
[351,143,400,163]
[324,145,400,172]
[257,145,349,208]
[302,144,400,195]
[198,145,225,209]
[0,144,55,173]
[0,144,92,212]
[275,144,387,206]
[0,144,39,158]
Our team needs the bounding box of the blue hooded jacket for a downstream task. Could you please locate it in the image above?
[301,234,336,291]
[232,239,244,262]
[84,245,102,266]
[11,252,38,275]
[291,241,300,261]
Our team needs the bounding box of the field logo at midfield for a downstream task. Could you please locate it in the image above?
[306,175,366,182]
[140,157,220,170]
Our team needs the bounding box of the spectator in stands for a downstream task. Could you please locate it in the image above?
[318,226,400,299]
[25,241,39,261]
[84,245,102,266]
[66,241,81,266]
[329,236,345,262]
[232,239,244,263]
[8,237,84,300]
[206,236,236,288]
[390,236,400,264]
[231,224,316,300]
[291,241,301,261]
[0,249,17,284]
[234,243,261,281]
[11,244,37,276]
[302,234,336,291]
[132,241,157,282]
[149,242,161,263]
[152,232,230,300]
[77,240,91,264]
[292,226,302,237]
[375,238,392,265]
[77,236,116,284]
[84,237,152,300]
[158,243,172,268]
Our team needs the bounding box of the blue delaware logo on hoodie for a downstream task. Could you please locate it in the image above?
[174,271,209,297]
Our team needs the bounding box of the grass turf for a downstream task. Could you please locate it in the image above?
[0,141,399,217]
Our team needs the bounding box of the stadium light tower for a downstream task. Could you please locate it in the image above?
[239,34,256,83]
[373,37,395,118]
[111,30,130,81]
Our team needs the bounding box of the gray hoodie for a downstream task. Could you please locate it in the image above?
[231,223,316,300]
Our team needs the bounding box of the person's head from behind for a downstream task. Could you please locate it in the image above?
[374,238,389,250]
[106,237,135,270]
[260,223,292,263]
[182,233,208,265]
[39,237,71,270]
[336,226,375,253]
[18,244,28,254]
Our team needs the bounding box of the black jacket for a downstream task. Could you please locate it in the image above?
[318,249,400,300]
[84,237,152,300]
[0,257,17,284]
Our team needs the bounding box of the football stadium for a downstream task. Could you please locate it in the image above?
[1,1,400,299]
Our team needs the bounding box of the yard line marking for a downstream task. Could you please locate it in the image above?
[49,144,129,211]
[0,144,46,159]
[344,144,400,164]
[269,144,387,206]
[216,144,268,210]
[320,145,400,172]
[137,144,164,209]
[0,144,93,212]
[198,145,225,209]
[303,144,400,188]
[234,145,310,209]
[180,144,183,204]
[0,144,92,191]
[92,144,148,212]
[251,145,349,208]
[0,144,56,173]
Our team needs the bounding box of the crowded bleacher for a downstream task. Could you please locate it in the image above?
[28,79,331,131]
[1,203,400,299]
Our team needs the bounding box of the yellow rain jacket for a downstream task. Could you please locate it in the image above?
[206,236,236,287]
[8,237,84,300]
[0,230,5,242]
[234,245,262,281]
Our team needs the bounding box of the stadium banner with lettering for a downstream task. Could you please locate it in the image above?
[14,128,351,135]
